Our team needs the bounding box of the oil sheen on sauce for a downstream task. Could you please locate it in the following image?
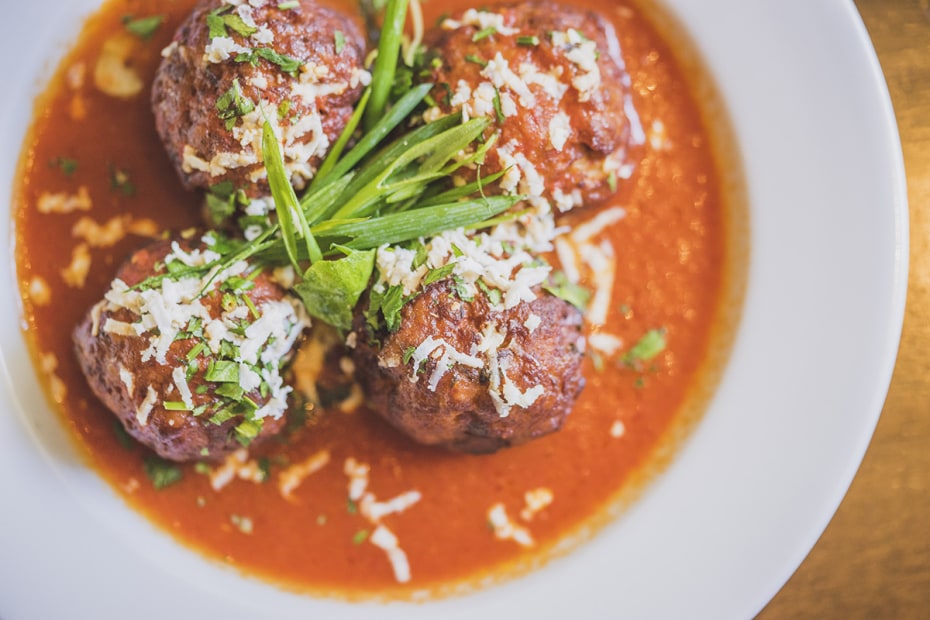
[14,0,734,599]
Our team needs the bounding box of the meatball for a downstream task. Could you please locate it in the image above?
[152,0,369,198]
[352,280,586,453]
[73,237,309,462]
[421,1,642,211]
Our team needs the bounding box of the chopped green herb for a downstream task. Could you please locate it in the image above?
[235,47,303,75]
[607,170,618,193]
[112,421,134,450]
[234,419,263,446]
[143,455,182,490]
[205,360,239,383]
[402,345,417,365]
[542,271,590,311]
[194,461,211,475]
[222,13,258,37]
[352,529,370,545]
[277,99,293,120]
[163,401,191,411]
[278,0,299,8]
[122,14,164,41]
[216,383,245,402]
[186,341,207,361]
[216,78,256,131]
[476,279,502,305]
[293,248,375,332]
[49,157,78,177]
[379,285,408,332]
[622,328,667,366]
[517,35,540,46]
[347,498,358,514]
[472,26,497,42]
[422,263,456,286]
[109,166,136,196]
[334,30,346,54]
[450,275,474,302]
[209,409,236,425]
[465,54,488,68]
[492,87,505,123]
[206,13,228,38]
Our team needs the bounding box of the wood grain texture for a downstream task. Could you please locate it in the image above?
[759,1,930,618]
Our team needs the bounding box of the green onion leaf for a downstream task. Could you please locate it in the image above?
[472,27,497,42]
[262,120,322,266]
[363,0,409,132]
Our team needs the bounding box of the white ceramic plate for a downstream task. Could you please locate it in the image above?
[0,1,906,618]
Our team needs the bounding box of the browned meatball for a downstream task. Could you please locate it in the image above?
[352,280,586,453]
[152,0,368,198]
[73,237,309,462]
[421,1,642,211]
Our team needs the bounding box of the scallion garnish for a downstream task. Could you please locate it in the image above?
[472,26,496,42]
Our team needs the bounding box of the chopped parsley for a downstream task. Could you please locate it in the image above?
[622,328,667,366]
[476,279,502,306]
[352,529,370,545]
[517,35,540,46]
[205,181,250,226]
[216,78,256,131]
[49,156,78,177]
[334,30,346,54]
[122,14,164,41]
[235,47,303,75]
[109,166,136,196]
[112,421,134,450]
[278,0,300,9]
[542,271,590,311]
[422,263,455,286]
[207,7,257,38]
[205,359,239,383]
[143,455,183,490]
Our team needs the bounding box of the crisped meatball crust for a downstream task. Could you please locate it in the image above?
[152,0,368,198]
[421,1,642,210]
[73,238,308,462]
[352,281,586,453]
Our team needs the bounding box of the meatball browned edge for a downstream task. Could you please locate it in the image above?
[352,280,586,453]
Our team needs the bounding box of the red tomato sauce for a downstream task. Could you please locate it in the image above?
[13,0,742,599]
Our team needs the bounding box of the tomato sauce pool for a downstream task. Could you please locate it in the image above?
[13,0,741,599]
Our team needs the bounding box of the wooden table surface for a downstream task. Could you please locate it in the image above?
[759,2,930,618]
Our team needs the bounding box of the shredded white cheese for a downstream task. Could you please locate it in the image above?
[488,503,534,547]
[278,449,332,500]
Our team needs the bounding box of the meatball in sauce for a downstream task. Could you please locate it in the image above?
[353,280,585,453]
[73,236,309,461]
[152,0,369,199]
[421,1,644,211]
